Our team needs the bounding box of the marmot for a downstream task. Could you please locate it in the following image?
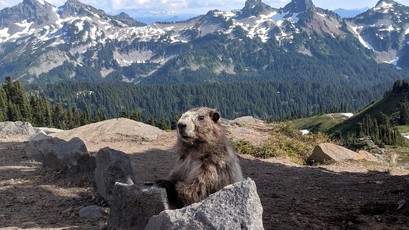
[157,107,243,208]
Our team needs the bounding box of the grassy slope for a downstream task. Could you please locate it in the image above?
[328,89,403,136]
[292,113,352,133]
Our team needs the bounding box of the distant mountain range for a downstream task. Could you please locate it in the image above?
[0,0,408,86]
[334,8,369,18]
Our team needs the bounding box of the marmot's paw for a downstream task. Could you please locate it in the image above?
[155,179,184,209]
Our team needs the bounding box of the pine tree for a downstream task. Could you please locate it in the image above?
[130,110,142,121]
[7,100,21,121]
[0,88,7,122]
[40,96,52,127]
[80,108,91,125]
[118,110,129,118]
[3,77,31,122]
[94,110,106,122]
[13,80,31,122]
[52,104,65,129]
[399,102,409,125]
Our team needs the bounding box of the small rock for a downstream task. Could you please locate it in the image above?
[397,199,406,210]
[79,205,106,219]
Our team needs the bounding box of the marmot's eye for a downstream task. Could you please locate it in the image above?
[198,116,205,121]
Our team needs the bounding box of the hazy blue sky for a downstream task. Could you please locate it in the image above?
[1,0,409,16]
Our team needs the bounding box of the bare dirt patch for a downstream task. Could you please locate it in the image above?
[1,118,409,229]
[0,142,107,230]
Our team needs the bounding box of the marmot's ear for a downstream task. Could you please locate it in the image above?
[210,111,220,123]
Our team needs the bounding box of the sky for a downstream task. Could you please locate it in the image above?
[1,0,409,16]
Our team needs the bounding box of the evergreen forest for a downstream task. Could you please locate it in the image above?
[28,79,395,128]
[3,75,409,149]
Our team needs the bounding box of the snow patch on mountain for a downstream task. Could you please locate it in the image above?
[349,25,374,50]
[385,57,402,69]
[113,50,154,66]
[0,28,10,42]
[37,0,46,6]
[374,1,394,13]
[272,12,300,25]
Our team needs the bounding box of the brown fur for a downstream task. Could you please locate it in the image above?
[169,107,243,206]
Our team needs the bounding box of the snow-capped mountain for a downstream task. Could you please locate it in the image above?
[0,0,407,85]
[348,0,409,68]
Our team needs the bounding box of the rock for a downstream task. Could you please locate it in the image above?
[145,178,264,230]
[357,150,386,164]
[107,182,169,230]
[94,147,137,204]
[23,137,95,183]
[79,205,106,219]
[30,131,52,142]
[308,143,382,164]
[230,116,265,126]
[52,118,165,143]
[34,127,63,135]
[0,121,37,141]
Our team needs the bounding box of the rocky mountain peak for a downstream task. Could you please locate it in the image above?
[282,0,316,14]
[238,0,274,18]
[64,0,84,7]
[58,0,100,18]
[22,0,50,7]
[0,0,56,28]
[60,0,87,12]
[113,12,146,27]
[375,0,396,7]
[373,0,398,12]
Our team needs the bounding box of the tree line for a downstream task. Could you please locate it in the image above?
[34,79,389,125]
[0,76,179,130]
[0,75,400,132]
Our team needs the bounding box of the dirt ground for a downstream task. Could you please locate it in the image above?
[1,120,409,229]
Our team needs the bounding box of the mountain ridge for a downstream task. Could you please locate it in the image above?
[0,0,407,85]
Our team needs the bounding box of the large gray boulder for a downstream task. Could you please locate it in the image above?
[0,121,37,141]
[23,137,95,182]
[308,143,382,164]
[145,178,264,230]
[107,182,169,230]
[94,147,137,204]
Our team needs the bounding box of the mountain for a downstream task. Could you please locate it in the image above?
[348,0,409,68]
[334,8,369,18]
[131,14,198,25]
[0,0,407,86]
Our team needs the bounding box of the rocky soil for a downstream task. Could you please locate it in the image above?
[1,118,409,229]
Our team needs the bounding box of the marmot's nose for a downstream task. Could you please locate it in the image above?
[177,122,187,130]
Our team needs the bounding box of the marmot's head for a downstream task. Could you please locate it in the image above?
[177,107,222,144]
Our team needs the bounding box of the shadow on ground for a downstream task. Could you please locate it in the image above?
[0,142,107,229]
[128,148,409,230]
[1,142,408,230]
